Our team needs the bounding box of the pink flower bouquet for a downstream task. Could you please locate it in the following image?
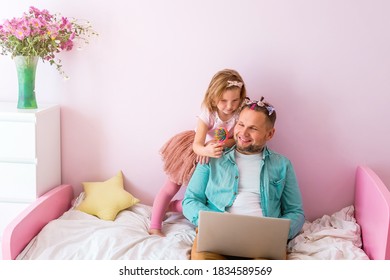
[0,6,97,78]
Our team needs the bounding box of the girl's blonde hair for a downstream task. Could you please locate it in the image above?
[202,69,247,112]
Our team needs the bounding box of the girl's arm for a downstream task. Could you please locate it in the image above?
[193,119,223,159]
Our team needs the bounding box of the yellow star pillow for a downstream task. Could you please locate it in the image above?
[76,171,140,220]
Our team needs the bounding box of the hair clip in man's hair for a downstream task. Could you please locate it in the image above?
[245,96,275,116]
[227,80,243,89]
[265,105,275,116]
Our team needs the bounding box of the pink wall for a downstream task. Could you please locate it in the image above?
[1,0,390,221]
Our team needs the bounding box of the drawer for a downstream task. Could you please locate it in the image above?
[0,201,30,238]
[0,162,36,202]
[0,121,36,160]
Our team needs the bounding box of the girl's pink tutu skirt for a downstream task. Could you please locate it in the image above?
[160,130,197,186]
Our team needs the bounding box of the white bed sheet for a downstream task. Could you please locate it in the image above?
[17,203,368,260]
[287,205,369,260]
[17,204,196,260]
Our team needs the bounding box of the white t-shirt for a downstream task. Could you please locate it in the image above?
[227,150,263,216]
[197,107,239,142]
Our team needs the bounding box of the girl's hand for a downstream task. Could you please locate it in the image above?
[196,154,210,164]
[204,142,224,158]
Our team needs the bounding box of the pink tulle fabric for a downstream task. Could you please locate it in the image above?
[160,130,197,186]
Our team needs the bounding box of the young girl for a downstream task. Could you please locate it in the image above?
[149,69,247,236]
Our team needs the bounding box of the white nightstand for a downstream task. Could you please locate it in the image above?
[0,102,61,243]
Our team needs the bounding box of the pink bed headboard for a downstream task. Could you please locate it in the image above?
[354,166,390,260]
[1,184,73,260]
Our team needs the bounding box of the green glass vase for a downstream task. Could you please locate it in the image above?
[14,56,39,109]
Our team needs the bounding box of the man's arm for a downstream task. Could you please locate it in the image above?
[182,163,214,226]
[281,162,305,239]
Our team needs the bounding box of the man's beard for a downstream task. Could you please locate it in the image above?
[235,143,264,154]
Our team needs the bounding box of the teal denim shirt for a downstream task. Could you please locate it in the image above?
[182,146,305,239]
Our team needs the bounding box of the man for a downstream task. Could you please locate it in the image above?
[182,97,305,260]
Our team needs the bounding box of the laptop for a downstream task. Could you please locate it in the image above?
[197,211,290,259]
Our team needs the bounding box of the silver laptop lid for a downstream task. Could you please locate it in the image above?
[197,211,290,259]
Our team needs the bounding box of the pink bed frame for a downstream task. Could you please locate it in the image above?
[2,184,73,260]
[354,166,390,260]
[2,166,390,260]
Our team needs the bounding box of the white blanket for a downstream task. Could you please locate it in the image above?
[17,204,196,260]
[287,205,369,260]
[17,204,368,260]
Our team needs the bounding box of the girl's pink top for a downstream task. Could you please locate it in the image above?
[197,108,239,142]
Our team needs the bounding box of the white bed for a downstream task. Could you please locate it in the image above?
[3,166,390,260]
[14,202,368,260]
[16,203,196,260]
